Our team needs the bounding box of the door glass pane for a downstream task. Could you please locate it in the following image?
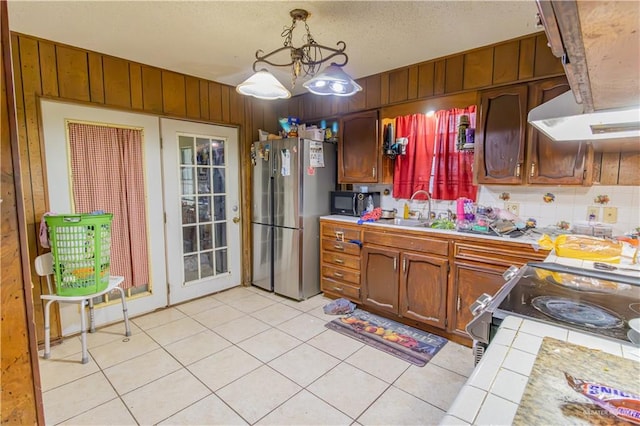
[215,249,228,274]
[215,223,227,247]
[199,224,213,251]
[182,197,196,224]
[200,252,214,278]
[184,254,198,281]
[212,139,225,165]
[213,169,225,194]
[179,133,230,283]
[196,138,210,165]
[179,136,194,165]
[197,167,211,194]
[198,196,212,221]
[214,195,226,221]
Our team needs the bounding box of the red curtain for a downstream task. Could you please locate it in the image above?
[392,114,436,199]
[68,123,149,290]
[432,106,478,201]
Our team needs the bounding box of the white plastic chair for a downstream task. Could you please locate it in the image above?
[36,252,131,364]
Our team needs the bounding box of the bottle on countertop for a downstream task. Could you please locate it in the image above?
[403,203,410,219]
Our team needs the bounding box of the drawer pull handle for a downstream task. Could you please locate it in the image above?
[333,272,344,278]
[333,244,345,251]
[334,258,344,264]
[332,286,343,292]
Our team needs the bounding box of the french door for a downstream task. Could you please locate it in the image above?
[160,119,241,305]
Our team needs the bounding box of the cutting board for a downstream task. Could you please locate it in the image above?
[514,337,640,425]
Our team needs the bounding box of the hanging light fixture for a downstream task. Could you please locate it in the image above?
[236,9,362,99]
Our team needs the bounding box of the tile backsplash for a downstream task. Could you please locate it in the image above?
[363,184,640,235]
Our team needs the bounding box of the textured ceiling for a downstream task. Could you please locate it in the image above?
[8,1,541,95]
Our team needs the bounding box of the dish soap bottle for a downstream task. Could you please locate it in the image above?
[403,202,410,219]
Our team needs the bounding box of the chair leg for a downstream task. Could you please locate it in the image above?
[88,298,96,333]
[79,299,89,364]
[43,299,56,359]
[115,287,132,337]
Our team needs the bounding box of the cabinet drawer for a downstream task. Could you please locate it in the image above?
[322,264,360,285]
[321,223,362,241]
[364,231,449,256]
[321,238,361,256]
[321,278,360,300]
[323,251,360,270]
[454,242,547,266]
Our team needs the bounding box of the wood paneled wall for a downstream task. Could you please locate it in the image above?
[9,32,280,346]
[296,32,564,121]
[2,4,44,424]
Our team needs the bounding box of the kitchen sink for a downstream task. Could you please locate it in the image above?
[378,218,431,227]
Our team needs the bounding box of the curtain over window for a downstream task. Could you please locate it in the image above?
[67,122,149,290]
[392,114,437,199]
[432,106,478,201]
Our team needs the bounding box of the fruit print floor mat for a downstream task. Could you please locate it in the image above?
[325,309,448,366]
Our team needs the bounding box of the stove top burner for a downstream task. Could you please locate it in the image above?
[531,296,625,329]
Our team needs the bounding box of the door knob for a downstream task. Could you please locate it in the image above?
[232,217,240,224]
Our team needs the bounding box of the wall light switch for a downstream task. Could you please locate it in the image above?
[587,206,600,221]
[603,207,618,224]
[505,202,520,217]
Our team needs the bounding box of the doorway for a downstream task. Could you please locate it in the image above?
[40,101,242,336]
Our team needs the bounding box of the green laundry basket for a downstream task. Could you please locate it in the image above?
[45,213,113,296]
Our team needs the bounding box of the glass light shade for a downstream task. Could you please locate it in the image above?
[303,64,362,96]
[236,70,291,100]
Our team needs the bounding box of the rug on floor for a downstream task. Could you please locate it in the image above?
[325,309,448,367]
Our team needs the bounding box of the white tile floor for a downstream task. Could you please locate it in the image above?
[39,286,474,425]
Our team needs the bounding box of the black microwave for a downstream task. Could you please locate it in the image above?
[330,191,380,216]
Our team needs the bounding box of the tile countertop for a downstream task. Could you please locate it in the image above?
[320,215,541,246]
[440,316,640,426]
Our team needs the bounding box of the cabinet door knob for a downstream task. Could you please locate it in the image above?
[393,257,397,271]
[403,258,407,273]
[515,163,521,177]
[372,167,376,178]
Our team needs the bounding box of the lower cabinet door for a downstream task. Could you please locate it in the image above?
[450,260,506,336]
[399,252,449,329]
[362,245,399,315]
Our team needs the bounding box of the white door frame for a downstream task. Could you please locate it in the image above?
[160,118,242,305]
[40,99,168,335]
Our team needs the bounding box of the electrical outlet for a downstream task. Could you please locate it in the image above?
[603,207,618,224]
[587,206,600,221]
[505,202,520,217]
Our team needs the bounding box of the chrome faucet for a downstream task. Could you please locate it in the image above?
[410,190,432,221]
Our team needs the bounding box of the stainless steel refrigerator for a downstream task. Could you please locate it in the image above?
[251,138,336,300]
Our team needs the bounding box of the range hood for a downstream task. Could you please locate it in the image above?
[528,91,640,142]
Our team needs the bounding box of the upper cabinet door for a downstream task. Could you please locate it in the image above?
[338,110,379,183]
[526,77,592,185]
[475,85,528,184]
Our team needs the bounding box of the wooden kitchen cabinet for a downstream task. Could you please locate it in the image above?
[475,76,593,185]
[338,110,379,183]
[448,241,548,338]
[526,77,592,185]
[361,245,399,315]
[475,84,529,185]
[320,220,363,302]
[399,252,449,329]
[362,230,449,328]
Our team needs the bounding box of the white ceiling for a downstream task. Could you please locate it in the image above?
[8,1,541,96]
